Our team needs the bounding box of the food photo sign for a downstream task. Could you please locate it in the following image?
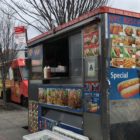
[109,68,140,100]
[83,24,99,57]
[108,14,140,68]
[84,81,100,114]
[109,68,140,124]
[38,87,82,111]
[84,92,100,114]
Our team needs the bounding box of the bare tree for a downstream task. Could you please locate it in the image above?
[0,0,108,33]
[0,9,21,105]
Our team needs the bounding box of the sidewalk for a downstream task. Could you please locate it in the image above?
[0,100,29,140]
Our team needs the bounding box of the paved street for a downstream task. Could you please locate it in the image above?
[0,100,29,140]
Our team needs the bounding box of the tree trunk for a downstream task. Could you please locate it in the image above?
[1,65,7,106]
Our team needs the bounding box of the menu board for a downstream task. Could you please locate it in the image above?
[83,24,99,57]
[109,14,140,68]
[38,87,82,111]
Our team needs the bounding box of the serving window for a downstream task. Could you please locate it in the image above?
[43,32,82,83]
[44,37,69,78]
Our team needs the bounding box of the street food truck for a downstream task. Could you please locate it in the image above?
[0,58,28,105]
[27,6,140,140]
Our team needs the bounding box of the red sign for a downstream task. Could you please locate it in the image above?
[14,26,26,34]
[14,26,27,45]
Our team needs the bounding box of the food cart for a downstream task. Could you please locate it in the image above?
[27,6,140,140]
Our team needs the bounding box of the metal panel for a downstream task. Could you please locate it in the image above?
[110,99,140,124]
[29,83,40,101]
[42,109,83,129]
[100,13,110,140]
[82,16,104,140]
[84,113,103,140]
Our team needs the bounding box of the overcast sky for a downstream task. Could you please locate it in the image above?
[108,0,140,12]
[28,0,140,39]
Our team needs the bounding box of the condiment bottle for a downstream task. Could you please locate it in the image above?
[43,66,47,79]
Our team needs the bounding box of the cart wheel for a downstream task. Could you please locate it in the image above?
[21,96,28,107]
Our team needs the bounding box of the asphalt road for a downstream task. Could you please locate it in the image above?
[0,100,29,140]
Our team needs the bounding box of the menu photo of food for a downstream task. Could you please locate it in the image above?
[46,88,68,106]
[110,23,123,35]
[136,50,140,67]
[111,46,136,58]
[123,25,136,36]
[123,58,136,68]
[39,87,82,110]
[117,78,140,99]
[84,24,98,34]
[136,28,140,37]
[111,58,136,68]
[38,88,47,103]
[123,36,135,47]
[111,35,135,47]
[111,35,124,46]
[111,58,123,68]
[67,89,82,109]
[135,37,140,49]
[84,48,99,57]
[136,59,140,68]
[84,92,100,113]
[83,24,99,57]
[110,24,139,37]
[84,31,99,47]
[46,89,54,104]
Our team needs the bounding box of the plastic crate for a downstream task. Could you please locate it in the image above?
[23,130,72,140]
